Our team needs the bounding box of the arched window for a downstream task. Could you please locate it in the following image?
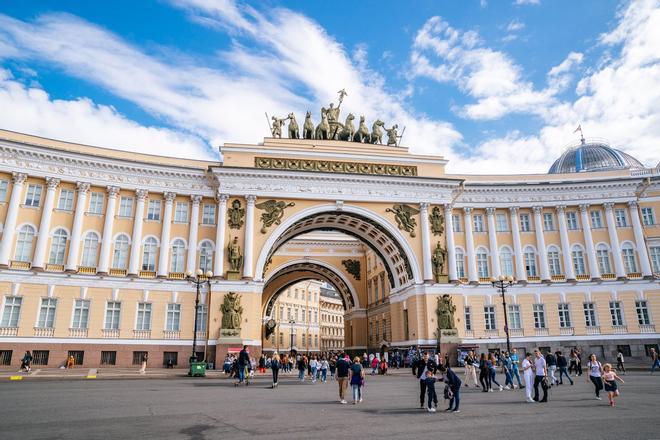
[14,225,35,262]
[455,248,465,278]
[571,245,586,275]
[476,248,489,278]
[142,237,158,271]
[48,228,68,264]
[621,242,638,273]
[547,245,562,276]
[499,247,514,277]
[199,241,213,273]
[170,239,186,273]
[596,243,612,274]
[524,246,537,277]
[112,235,130,269]
[80,232,99,267]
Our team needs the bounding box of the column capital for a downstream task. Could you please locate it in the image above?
[509,206,519,215]
[135,189,149,200]
[579,203,590,213]
[603,202,615,211]
[443,203,453,212]
[107,186,121,198]
[555,205,566,214]
[164,191,177,203]
[191,194,203,205]
[11,172,27,185]
[246,195,257,204]
[463,207,473,214]
[485,207,496,216]
[216,192,229,203]
[532,206,543,215]
[419,202,430,211]
[627,200,639,209]
[46,177,60,190]
[76,181,91,194]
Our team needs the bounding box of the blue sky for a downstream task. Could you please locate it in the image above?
[0,0,658,173]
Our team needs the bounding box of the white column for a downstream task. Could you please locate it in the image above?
[532,207,551,281]
[243,195,256,278]
[214,193,228,278]
[628,201,653,277]
[32,177,60,269]
[444,204,457,282]
[0,172,27,266]
[509,207,526,282]
[555,206,575,281]
[579,204,601,280]
[128,189,148,275]
[463,207,478,283]
[97,186,120,274]
[157,192,176,277]
[65,182,91,271]
[186,195,202,274]
[420,202,432,281]
[485,208,501,279]
[604,202,626,279]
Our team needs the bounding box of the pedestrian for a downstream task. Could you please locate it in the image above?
[533,349,548,402]
[350,356,364,404]
[320,357,329,382]
[616,350,626,375]
[522,353,535,403]
[413,352,438,408]
[370,355,379,375]
[20,350,33,373]
[602,363,624,407]
[575,348,583,376]
[649,348,659,374]
[569,349,578,376]
[441,360,462,413]
[545,350,557,386]
[556,351,573,385]
[587,353,604,400]
[139,352,148,374]
[235,345,250,386]
[379,358,388,375]
[501,351,514,390]
[510,348,524,389]
[463,351,478,388]
[478,353,490,392]
[223,355,232,374]
[336,352,350,404]
[297,355,306,381]
[66,355,75,369]
[271,352,280,388]
[258,354,266,374]
[329,355,337,380]
[310,356,318,383]
[487,353,503,391]
[423,370,437,412]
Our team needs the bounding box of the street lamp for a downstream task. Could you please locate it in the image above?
[186,268,212,364]
[289,319,296,352]
[491,275,515,353]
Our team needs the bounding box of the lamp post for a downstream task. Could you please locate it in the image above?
[289,319,296,352]
[491,275,515,353]
[186,268,212,364]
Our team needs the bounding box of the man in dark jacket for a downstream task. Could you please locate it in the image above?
[413,352,438,408]
[545,350,557,387]
[237,346,249,384]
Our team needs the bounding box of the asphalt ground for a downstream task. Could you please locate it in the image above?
[1,370,658,440]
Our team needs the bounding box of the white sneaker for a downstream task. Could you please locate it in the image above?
[489,388,494,392]
[427,407,436,412]
[504,385,511,390]
[596,396,601,400]
[526,398,535,403]
[499,385,503,391]
[513,384,518,389]
[359,398,363,402]
[340,400,347,404]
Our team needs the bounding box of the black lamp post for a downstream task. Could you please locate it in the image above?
[289,319,296,352]
[186,268,212,364]
[491,275,515,353]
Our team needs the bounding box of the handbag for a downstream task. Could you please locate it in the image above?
[443,384,453,400]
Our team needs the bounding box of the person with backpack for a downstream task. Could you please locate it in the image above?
[270,353,281,388]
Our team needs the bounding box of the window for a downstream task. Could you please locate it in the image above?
[147,199,161,221]
[174,202,189,223]
[533,304,546,328]
[88,192,104,214]
[452,214,461,232]
[641,207,655,226]
[621,243,638,273]
[455,251,466,278]
[524,247,537,277]
[543,213,555,231]
[25,184,42,207]
[651,246,660,274]
[0,180,7,202]
[499,248,514,277]
[558,303,572,328]
[508,305,521,329]
[105,301,121,330]
[112,235,130,269]
[118,197,133,217]
[0,350,12,365]
[37,298,57,328]
[72,299,90,329]
[166,303,181,331]
[596,244,612,274]
[132,351,147,365]
[100,351,116,365]
[583,303,598,327]
[287,307,291,320]
[476,249,489,278]
[199,241,213,272]
[566,211,579,230]
[163,352,178,366]
[197,304,208,332]
[279,332,283,346]
[617,345,631,357]
[615,209,628,227]
[81,233,99,267]
[547,246,562,276]
[1,296,22,327]
[32,350,49,365]
[142,237,158,271]
[136,303,152,330]
[609,301,624,326]
[170,239,185,273]
[48,228,68,264]
[496,213,508,232]
[484,306,496,330]
[202,204,216,225]
[278,305,283,320]
[57,189,74,211]
[14,225,35,262]
[520,214,531,232]
[590,210,603,228]
[67,350,84,366]
[463,307,472,330]
[636,300,651,325]
[473,214,484,232]
[571,245,587,275]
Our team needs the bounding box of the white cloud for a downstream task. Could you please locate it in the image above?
[514,0,540,5]
[506,20,525,33]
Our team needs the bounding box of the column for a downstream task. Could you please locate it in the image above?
[128,189,148,275]
[532,206,551,281]
[485,208,501,279]
[96,186,120,274]
[214,193,228,278]
[420,202,432,281]
[579,204,601,280]
[186,195,202,273]
[32,177,60,269]
[65,182,91,271]
[0,172,27,266]
[463,207,478,284]
[509,207,527,282]
[243,195,256,278]
[555,206,576,281]
[444,204,457,282]
[628,201,653,278]
[604,202,626,279]
[157,192,176,277]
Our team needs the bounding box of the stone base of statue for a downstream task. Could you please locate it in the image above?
[217,328,244,345]
[226,270,241,281]
[433,275,449,284]
[438,328,460,343]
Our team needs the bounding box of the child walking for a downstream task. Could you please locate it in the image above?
[424,370,438,412]
[602,363,624,407]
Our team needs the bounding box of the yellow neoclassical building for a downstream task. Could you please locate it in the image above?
[0,126,658,368]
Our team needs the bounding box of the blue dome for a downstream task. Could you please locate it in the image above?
[548,140,644,174]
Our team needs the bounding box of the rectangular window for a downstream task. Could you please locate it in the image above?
[651,246,660,273]
[635,300,651,325]
[136,303,152,330]
[100,351,116,365]
[456,256,465,278]
[452,214,461,232]
[163,352,178,366]
[165,304,181,331]
[403,309,409,340]
[202,204,216,225]
[583,303,598,327]
[543,213,555,231]
[508,305,521,329]
[287,307,291,320]
[484,306,496,330]
[104,301,121,330]
[196,304,208,332]
[590,210,603,228]
[641,207,655,226]
[88,192,104,214]
[118,196,133,217]
[495,213,508,232]
[473,214,484,232]
[558,303,572,328]
[615,209,628,227]
[279,332,283,346]
[609,301,624,326]
[0,350,12,365]
[32,350,49,365]
[533,304,546,328]
[37,298,57,328]
[57,189,74,211]
[0,180,8,203]
[72,299,90,329]
[132,351,147,365]
[520,214,531,232]
[1,296,22,327]
[25,184,42,207]
[566,211,579,230]
[174,202,189,223]
[147,200,161,221]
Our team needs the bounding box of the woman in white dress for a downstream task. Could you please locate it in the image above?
[522,352,535,403]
